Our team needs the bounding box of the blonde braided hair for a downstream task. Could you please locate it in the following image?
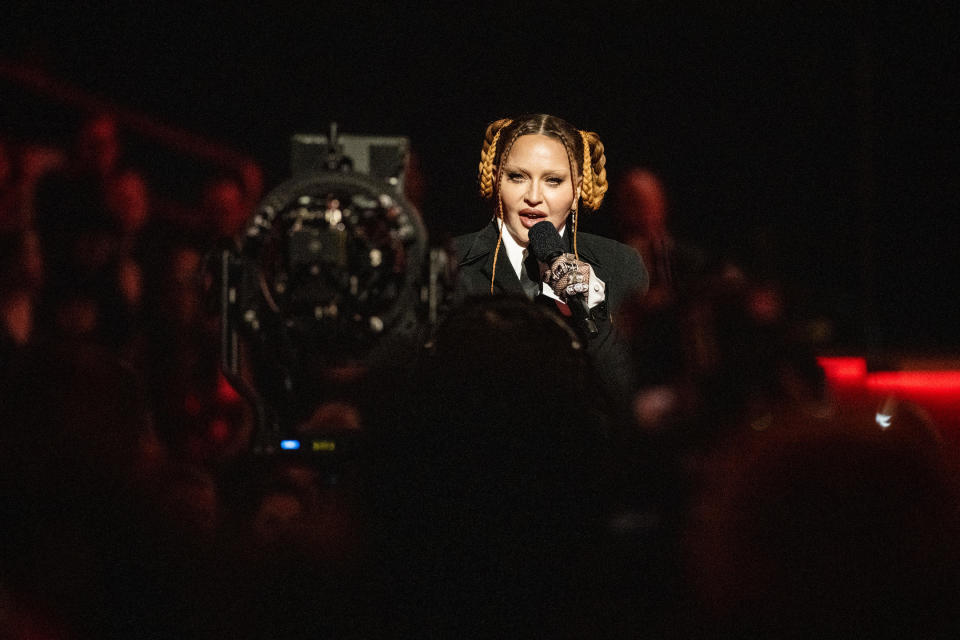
[487,121,521,293]
[578,130,608,211]
[477,118,512,200]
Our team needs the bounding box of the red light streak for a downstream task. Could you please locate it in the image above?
[865,371,960,394]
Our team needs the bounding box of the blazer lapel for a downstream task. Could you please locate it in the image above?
[459,220,525,296]
[491,246,524,295]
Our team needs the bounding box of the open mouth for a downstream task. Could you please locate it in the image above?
[519,210,547,228]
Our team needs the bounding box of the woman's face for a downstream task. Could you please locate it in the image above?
[498,134,578,246]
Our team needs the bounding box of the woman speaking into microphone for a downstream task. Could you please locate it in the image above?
[452,113,649,403]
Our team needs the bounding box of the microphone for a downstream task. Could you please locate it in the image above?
[527,221,599,339]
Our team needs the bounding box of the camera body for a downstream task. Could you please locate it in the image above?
[217,127,442,459]
[289,130,410,186]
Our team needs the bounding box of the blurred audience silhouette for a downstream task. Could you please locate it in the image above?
[683,404,960,638]
[366,295,623,637]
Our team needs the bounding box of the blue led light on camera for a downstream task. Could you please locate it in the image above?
[280,439,301,450]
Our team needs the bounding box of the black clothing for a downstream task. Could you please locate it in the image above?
[452,220,648,404]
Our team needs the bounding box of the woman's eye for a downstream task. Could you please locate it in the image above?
[507,172,524,182]
[546,177,564,186]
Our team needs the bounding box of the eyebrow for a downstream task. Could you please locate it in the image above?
[501,164,569,176]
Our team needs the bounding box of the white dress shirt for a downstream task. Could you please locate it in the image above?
[498,219,606,309]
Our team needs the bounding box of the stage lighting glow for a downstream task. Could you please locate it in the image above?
[280,439,301,450]
[875,413,892,429]
[866,371,960,394]
[816,357,867,383]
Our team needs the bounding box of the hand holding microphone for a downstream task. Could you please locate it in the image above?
[528,221,599,339]
[545,252,591,299]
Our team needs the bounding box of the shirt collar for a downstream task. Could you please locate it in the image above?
[496,217,567,279]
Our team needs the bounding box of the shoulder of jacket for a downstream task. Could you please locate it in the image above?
[453,223,498,266]
[575,232,641,265]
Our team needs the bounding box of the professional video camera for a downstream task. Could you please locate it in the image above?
[216,125,447,460]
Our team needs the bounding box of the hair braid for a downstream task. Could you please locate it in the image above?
[477,118,512,199]
[490,219,504,294]
[579,131,608,210]
[488,125,524,292]
[578,130,595,211]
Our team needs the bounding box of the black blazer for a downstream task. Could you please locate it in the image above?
[452,219,649,403]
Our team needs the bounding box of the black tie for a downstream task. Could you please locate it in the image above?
[520,250,540,300]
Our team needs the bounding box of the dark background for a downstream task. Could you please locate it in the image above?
[3,2,958,353]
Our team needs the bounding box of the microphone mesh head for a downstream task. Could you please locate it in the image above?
[527,221,564,263]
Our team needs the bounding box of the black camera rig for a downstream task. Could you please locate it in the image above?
[217,124,448,459]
